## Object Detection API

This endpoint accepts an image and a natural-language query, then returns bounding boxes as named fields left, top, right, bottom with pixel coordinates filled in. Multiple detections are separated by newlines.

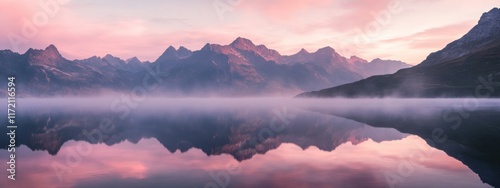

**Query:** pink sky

left=1, top=0, right=499, bottom=65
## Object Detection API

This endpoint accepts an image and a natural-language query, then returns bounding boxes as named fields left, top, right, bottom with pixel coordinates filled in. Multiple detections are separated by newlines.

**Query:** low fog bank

left=7, top=97, right=500, bottom=113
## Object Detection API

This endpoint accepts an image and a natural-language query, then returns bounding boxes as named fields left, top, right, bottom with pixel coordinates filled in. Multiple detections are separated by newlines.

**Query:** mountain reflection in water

left=0, top=98, right=498, bottom=188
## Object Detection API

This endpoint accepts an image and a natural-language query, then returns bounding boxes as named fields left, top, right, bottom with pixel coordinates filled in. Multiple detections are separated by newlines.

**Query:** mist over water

left=14, top=97, right=500, bottom=111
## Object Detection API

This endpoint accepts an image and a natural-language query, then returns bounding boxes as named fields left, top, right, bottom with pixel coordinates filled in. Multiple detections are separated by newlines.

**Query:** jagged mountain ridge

left=0, top=46, right=143, bottom=96
left=0, top=38, right=411, bottom=97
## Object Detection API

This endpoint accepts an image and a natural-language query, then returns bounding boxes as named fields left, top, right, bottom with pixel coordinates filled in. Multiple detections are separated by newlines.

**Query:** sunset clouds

left=1, top=0, right=499, bottom=64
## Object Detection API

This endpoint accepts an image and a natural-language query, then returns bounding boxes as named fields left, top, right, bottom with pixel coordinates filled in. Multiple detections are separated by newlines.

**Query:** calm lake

left=1, top=98, right=499, bottom=188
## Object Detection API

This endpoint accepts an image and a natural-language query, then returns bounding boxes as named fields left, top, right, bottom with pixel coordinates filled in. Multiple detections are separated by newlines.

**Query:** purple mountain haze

left=0, top=38, right=411, bottom=97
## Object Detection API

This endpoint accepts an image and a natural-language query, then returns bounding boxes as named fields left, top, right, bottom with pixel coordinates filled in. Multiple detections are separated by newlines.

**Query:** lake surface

left=1, top=98, right=499, bottom=188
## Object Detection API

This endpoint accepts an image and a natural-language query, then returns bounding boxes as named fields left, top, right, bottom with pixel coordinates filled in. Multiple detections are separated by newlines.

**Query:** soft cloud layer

left=0, top=0, right=499, bottom=64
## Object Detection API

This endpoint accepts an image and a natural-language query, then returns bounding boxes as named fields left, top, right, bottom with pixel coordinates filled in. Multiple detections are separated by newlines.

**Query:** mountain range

left=298, top=8, right=500, bottom=98
left=0, top=38, right=410, bottom=97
